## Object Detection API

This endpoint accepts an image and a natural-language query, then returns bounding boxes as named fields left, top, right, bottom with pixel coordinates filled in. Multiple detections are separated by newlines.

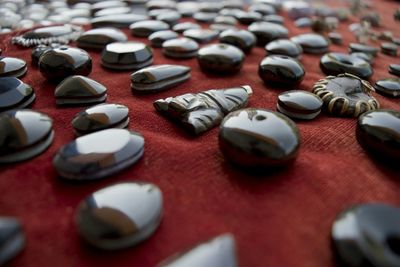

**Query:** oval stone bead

left=53, top=129, right=144, bottom=180
left=91, top=14, right=150, bottom=28
left=183, top=29, right=219, bottom=44
left=172, top=22, right=201, bottom=33
left=219, top=108, right=301, bottom=167
left=0, top=217, right=25, bottom=266
left=291, top=33, right=329, bottom=54
left=258, top=55, right=305, bottom=86
left=193, top=12, right=218, bottom=23
left=39, top=47, right=92, bottom=81
left=77, top=28, right=128, bottom=50
left=72, top=103, right=129, bottom=136
left=0, top=110, right=54, bottom=163
left=162, top=38, right=199, bottom=59
left=389, top=64, right=400, bottom=77
left=76, top=182, right=162, bottom=250
left=277, top=90, right=323, bottom=120
left=197, top=44, right=244, bottom=74
left=131, top=64, right=191, bottom=93
left=374, top=78, right=400, bottom=97
left=265, top=39, right=303, bottom=58
left=0, top=77, right=35, bottom=112
left=248, top=22, right=288, bottom=46
left=129, top=20, right=170, bottom=37
left=149, top=30, right=179, bottom=48
left=0, top=57, right=27, bottom=78
left=31, top=44, right=63, bottom=66
left=219, top=29, right=257, bottom=53
left=381, top=42, right=398, bottom=57
left=319, top=52, right=373, bottom=79
left=349, top=43, right=379, bottom=56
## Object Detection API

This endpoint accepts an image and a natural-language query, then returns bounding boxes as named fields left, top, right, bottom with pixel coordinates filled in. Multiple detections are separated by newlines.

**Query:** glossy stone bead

left=374, top=78, right=400, bottom=97
left=38, top=47, right=92, bottom=81
left=91, top=1, right=127, bottom=13
left=236, top=11, right=262, bottom=25
left=332, top=203, right=400, bottom=267
left=381, top=42, right=398, bottom=57
left=162, top=38, right=199, bottom=59
left=91, top=14, right=149, bottom=28
left=172, top=22, right=201, bottom=33
left=193, top=12, right=218, bottom=23
left=328, top=32, right=343, bottom=45
left=214, top=16, right=238, bottom=26
left=94, top=6, right=131, bottom=17
left=156, top=11, right=181, bottom=26
left=157, top=234, right=237, bottom=267
left=210, top=24, right=237, bottom=33
left=248, top=22, right=288, bottom=46
left=219, top=108, right=300, bottom=167
left=53, top=129, right=144, bottom=180
left=0, top=110, right=54, bottom=163
left=197, top=44, right=244, bottom=74
left=265, top=39, right=303, bottom=58
left=349, top=43, right=379, bottom=57
left=258, top=55, right=305, bottom=86
left=148, top=9, right=174, bottom=19
left=389, top=64, right=400, bottom=77
left=248, top=3, right=276, bottom=16
left=31, top=44, right=63, bottom=66
left=350, top=52, right=374, bottom=65
left=55, top=75, right=107, bottom=105
left=0, top=57, right=27, bottom=78
left=291, top=33, right=329, bottom=54
left=77, top=28, right=127, bottom=50
left=183, top=29, right=219, bottom=44
left=0, top=77, right=35, bottom=112
left=131, top=64, right=191, bottom=93
left=320, top=53, right=373, bottom=79
left=219, top=29, right=256, bottom=53
left=263, top=14, right=284, bottom=24
left=0, top=217, right=25, bottom=265
left=101, top=42, right=153, bottom=70
left=277, top=90, right=323, bottom=120
left=149, top=30, right=179, bottom=48
left=130, top=20, right=170, bottom=37
left=76, top=182, right=162, bottom=250
left=295, top=17, right=312, bottom=28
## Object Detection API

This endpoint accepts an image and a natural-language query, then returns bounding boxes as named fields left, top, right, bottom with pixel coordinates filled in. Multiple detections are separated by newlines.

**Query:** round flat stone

left=156, top=11, right=181, bottom=26
left=350, top=52, right=374, bottom=65
left=277, top=90, right=323, bottom=120
left=219, top=29, right=256, bottom=53
left=374, top=78, right=400, bottom=97
left=77, top=28, right=127, bottom=50
left=39, top=47, right=92, bottom=81
left=332, top=203, right=400, bottom=267
left=214, top=16, right=238, bottom=25
left=328, top=32, right=343, bottom=45
left=381, top=42, right=398, bottom=57
left=0, top=57, right=27, bottom=78
left=258, top=55, right=305, bottom=86
left=291, top=33, right=329, bottom=54
left=162, top=38, right=199, bottom=59
left=148, top=30, right=179, bottom=48
left=131, top=64, right=191, bottom=93
left=349, top=43, right=379, bottom=56
left=263, top=14, right=284, bottom=24
left=129, top=20, right=170, bottom=37
left=295, top=17, right=312, bottom=28
left=0, top=109, right=54, bottom=163
left=94, top=6, right=131, bottom=17
left=193, top=12, right=218, bottom=23
left=210, top=24, right=237, bottom=33
left=101, top=41, right=153, bottom=70
left=76, top=182, right=162, bottom=250
left=0, top=217, right=25, bottom=265
left=91, top=14, right=149, bottom=28
left=265, top=39, right=303, bottom=58
left=248, top=22, right=288, bottom=46
left=248, top=3, right=276, bottom=15
left=197, top=44, right=244, bottom=74
left=320, top=52, right=373, bottom=79
left=72, top=103, right=129, bottom=135
left=0, top=77, right=35, bottom=112
left=172, top=22, right=200, bottom=33
left=53, top=128, right=144, bottom=180
left=219, top=108, right=300, bottom=167
left=183, top=29, right=219, bottom=44
left=389, top=64, right=400, bottom=77
left=148, top=9, right=175, bottom=19
left=236, top=11, right=262, bottom=25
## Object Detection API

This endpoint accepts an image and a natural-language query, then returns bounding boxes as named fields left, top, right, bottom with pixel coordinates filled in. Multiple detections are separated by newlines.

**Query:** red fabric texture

left=1, top=1, right=400, bottom=266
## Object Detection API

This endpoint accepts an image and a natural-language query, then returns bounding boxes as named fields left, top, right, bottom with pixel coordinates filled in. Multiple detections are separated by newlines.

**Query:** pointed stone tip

left=241, top=85, right=253, bottom=96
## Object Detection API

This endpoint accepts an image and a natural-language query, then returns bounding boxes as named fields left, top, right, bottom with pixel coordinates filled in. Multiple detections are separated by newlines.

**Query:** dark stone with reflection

left=248, top=22, right=288, bottom=46
left=172, top=22, right=201, bottom=33
left=91, top=14, right=149, bottom=28
left=162, top=38, right=199, bottom=59
left=149, top=30, right=179, bottom=48
left=350, top=52, right=374, bottom=65
left=76, top=182, right=162, bottom=250
left=197, top=44, right=244, bottom=74
left=31, top=44, right=63, bottom=66
left=320, top=53, right=372, bottom=79
left=77, top=28, right=127, bottom=50
left=277, top=90, right=323, bottom=120
left=389, top=64, right=400, bottom=77
left=0, top=57, right=27, bottom=78
left=0, top=217, right=25, bottom=265
left=183, top=29, right=219, bottom=44
left=156, top=11, right=181, bottom=26
left=193, top=12, right=218, bottom=23
left=291, top=33, right=329, bottom=54
left=374, top=78, right=400, bottom=97
left=0, top=77, right=35, bottom=112
left=130, top=20, right=170, bottom=37
left=349, top=43, right=379, bottom=56
left=381, top=42, right=398, bottom=57
left=265, top=39, right=303, bottom=58
left=258, top=55, right=305, bottom=86
left=236, top=11, right=262, bottom=25
left=219, top=29, right=256, bottom=53
left=219, top=108, right=300, bottom=167
left=263, top=15, right=284, bottom=24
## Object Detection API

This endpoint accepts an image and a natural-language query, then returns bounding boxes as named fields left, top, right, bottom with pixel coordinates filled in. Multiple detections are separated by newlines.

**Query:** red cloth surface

left=1, top=1, right=400, bottom=266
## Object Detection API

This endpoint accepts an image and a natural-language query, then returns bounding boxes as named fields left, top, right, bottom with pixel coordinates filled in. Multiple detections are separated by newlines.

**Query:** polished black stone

left=219, top=29, right=256, bottom=53
left=193, top=12, right=218, bottom=23
left=258, top=55, right=305, bottom=86
left=199, top=2, right=222, bottom=12
left=72, top=103, right=129, bottom=135
left=172, top=22, right=201, bottom=33
left=77, top=28, right=127, bottom=50
left=265, top=39, right=303, bottom=58
left=248, top=22, right=288, bottom=46
left=53, top=129, right=144, bottom=180
left=263, top=14, right=284, bottom=24
left=157, top=234, right=237, bottom=267
left=291, top=33, right=329, bottom=54
left=147, top=0, right=176, bottom=10
left=0, top=217, right=24, bottom=265
left=154, top=85, right=252, bottom=135
left=320, top=53, right=373, bottom=79
left=350, top=52, right=374, bottom=65
left=148, top=8, right=174, bottom=19
left=374, top=78, right=400, bottom=97
left=156, top=11, right=181, bottom=26
left=76, top=182, right=162, bottom=249
left=389, top=64, right=400, bottom=77
left=219, top=108, right=300, bottom=167
left=236, top=11, right=262, bottom=25
left=0, top=57, right=27, bottom=78
left=130, top=20, right=170, bottom=37
left=0, top=109, right=54, bottom=163
left=183, top=29, right=219, bottom=44
left=295, top=17, right=312, bottom=28
left=39, top=47, right=92, bottom=81
left=94, top=6, right=131, bottom=17
left=277, top=90, right=323, bottom=120
left=349, top=43, right=379, bottom=56
left=148, top=30, right=179, bottom=48
left=214, top=16, right=238, bottom=26
left=381, top=42, right=398, bottom=57
left=210, top=24, right=237, bottom=33
left=162, top=38, right=199, bottom=59
left=248, top=3, right=276, bottom=15
left=31, top=44, right=64, bottom=66
left=92, top=1, right=127, bottom=13
left=197, top=44, right=244, bottom=74
left=0, top=77, right=35, bottom=112
left=101, top=41, right=153, bottom=70
left=328, top=32, right=343, bottom=45
left=312, top=73, right=380, bottom=117
left=91, top=14, right=149, bottom=28
left=131, top=64, right=191, bottom=93
left=332, top=203, right=400, bottom=267
left=55, top=75, right=107, bottom=105
left=177, top=1, right=200, bottom=17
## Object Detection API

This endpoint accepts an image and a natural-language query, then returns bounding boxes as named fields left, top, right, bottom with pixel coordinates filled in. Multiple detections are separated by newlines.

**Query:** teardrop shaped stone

left=131, top=64, right=191, bottom=93
left=77, top=28, right=128, bottom=50
left=248, top=22, right=288, bottom=46
left=157, top=234, right=237, bottom=267
left=54, top=75, right=107, bottom=105
left=53, top=129, right=144, bottom=180
left=291, top=33, right=329, bottom=54
left=76, top=182, right=162, bottom=250
left=130, top=20, right=170, bottom=37
left=0, top=109, right=54, bottom=163
left=149, top=30, right=179, bottom=48
left=0, top=217, right=25, bottom=265
left=374, top=78, right=400, bottom=97
left=0, top=57, right=27, bottom=78
left=0, top=77, right=35, bottom=112
left=72, top=103, right=129, bottom=136
left=91, top=14, right=150, bottom=28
